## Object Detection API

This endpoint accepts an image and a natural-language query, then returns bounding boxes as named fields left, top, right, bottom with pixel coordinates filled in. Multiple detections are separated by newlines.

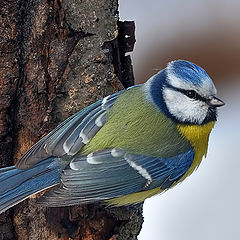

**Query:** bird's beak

left=207, top=96, right=225, bottom=107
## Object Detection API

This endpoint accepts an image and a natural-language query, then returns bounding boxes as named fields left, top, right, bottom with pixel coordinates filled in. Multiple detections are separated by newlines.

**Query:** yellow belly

left=106, top=121, right=215, bottom=206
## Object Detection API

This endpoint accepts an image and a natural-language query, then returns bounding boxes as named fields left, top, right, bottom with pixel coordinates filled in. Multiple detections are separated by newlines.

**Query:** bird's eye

left=185, top=90, right=197, bottom=99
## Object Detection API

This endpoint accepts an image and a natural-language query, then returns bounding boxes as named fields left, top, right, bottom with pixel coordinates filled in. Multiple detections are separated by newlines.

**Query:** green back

left=80, top=87, right=191, bottom=157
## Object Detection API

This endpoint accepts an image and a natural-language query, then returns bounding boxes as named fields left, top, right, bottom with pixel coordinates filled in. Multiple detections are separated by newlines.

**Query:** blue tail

left=0, top=157, right=62, bottom=214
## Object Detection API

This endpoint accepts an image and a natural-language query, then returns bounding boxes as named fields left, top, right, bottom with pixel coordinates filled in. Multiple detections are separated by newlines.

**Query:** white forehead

left=166, top=61, right=217, bottom=97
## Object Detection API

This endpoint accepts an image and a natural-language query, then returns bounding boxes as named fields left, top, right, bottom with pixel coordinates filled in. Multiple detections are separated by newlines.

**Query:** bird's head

left=144, top=60, right=225, bottom=125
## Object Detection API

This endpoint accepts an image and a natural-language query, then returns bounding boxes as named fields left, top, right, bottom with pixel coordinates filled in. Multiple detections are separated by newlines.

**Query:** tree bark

left=0, top=0, right=142, bottom=239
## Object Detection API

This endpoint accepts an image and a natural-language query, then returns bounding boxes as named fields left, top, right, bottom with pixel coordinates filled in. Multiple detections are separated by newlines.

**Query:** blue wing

left=39, top=148, right=194, bottom=206
left=16, top=91, right=123, bottom=169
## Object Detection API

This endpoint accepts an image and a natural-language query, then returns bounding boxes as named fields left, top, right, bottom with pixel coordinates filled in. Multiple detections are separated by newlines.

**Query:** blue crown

left=167, top=60, right=212, bottom=86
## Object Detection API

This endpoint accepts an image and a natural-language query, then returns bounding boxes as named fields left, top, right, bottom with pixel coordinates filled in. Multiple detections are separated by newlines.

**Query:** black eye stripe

left=164, top=84, right=207, bottom=102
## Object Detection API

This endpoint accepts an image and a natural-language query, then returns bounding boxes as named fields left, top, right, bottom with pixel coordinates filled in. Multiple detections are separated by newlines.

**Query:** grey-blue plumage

left=16, top=91, right=120, bottom=169
left=0, top=158, right=62, bottom=213
left=38, top=149, right=193, bottom=207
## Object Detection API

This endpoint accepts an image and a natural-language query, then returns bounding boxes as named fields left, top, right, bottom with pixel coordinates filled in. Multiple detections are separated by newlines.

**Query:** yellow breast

left=176, top=121, right=215, bottom=182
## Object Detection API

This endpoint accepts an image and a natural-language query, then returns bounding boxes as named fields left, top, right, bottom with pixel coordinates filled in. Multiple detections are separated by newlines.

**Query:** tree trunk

left=0, top=0, right=142, bottom=239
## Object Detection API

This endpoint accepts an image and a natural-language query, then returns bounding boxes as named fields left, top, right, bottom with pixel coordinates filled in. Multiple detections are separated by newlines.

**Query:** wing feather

left=38, top=148, right=194, bottom=206
left=16, top=92, right=121, bottom=169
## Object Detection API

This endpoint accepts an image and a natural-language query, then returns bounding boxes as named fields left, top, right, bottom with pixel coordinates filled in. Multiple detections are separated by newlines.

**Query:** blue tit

left=0, top=60, right=224, bottom=213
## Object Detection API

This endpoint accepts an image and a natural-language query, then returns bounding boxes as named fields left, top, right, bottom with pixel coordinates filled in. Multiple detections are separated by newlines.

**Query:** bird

left=0, top=60, right=225, bottom=214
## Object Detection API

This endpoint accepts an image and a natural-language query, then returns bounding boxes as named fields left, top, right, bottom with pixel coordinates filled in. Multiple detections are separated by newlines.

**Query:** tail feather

left=0, top=158, right=62, bottom=214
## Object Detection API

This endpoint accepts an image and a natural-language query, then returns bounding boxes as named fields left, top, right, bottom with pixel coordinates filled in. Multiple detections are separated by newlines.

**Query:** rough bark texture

left=0, top=0, right=143, bottom=239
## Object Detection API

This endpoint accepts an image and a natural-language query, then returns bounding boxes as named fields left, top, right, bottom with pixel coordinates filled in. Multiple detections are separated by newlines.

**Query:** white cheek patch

left=163, top=88, right=209, bottom=124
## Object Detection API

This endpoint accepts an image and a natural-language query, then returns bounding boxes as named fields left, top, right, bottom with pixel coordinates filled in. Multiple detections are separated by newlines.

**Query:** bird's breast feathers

left=176, top=121, right=215, bottom=181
